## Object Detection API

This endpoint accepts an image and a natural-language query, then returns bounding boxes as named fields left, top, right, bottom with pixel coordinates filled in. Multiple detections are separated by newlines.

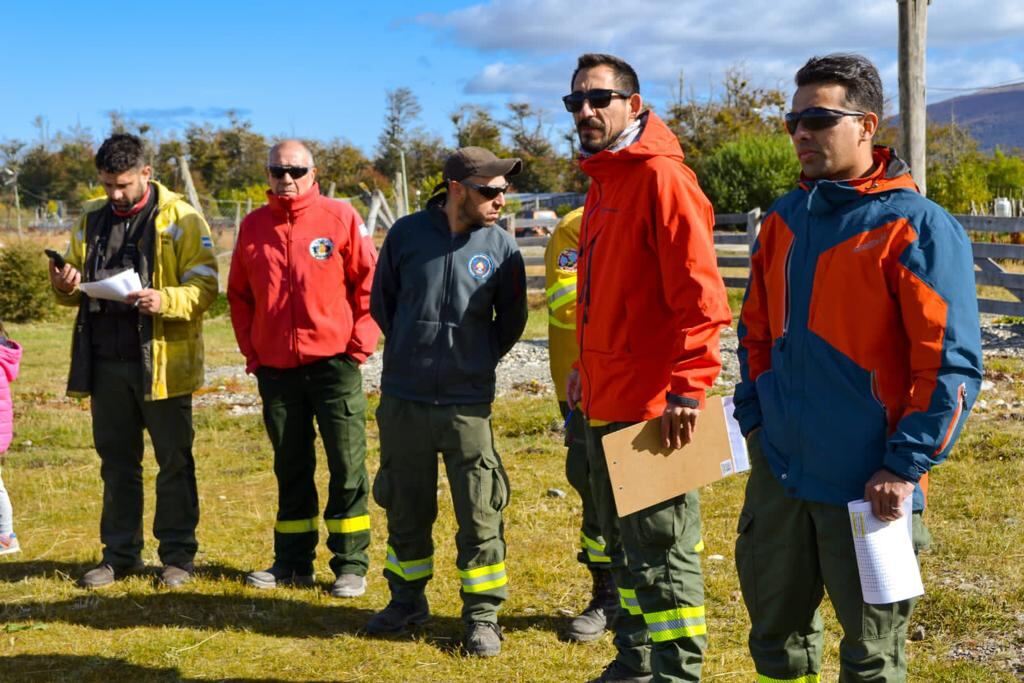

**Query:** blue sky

left=3, top=0, right=1022, bottom=156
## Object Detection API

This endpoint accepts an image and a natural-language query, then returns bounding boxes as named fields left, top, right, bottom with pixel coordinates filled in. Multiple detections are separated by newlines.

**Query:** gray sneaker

left=79, top=560, right=145, bottom=589
left=464, top=621, right=503, bottom=657
left=330, top=573, right=366, bottom=598
left=245, top=564, right=315, bottom=589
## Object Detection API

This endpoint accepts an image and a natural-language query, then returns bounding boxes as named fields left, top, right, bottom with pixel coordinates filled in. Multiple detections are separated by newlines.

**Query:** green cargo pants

left=256, top=354, right=370, bottom=577
left=560, top=401, right=608, bottom=568
left=373, top=395, right=510, bottom=624
left=91, top=359, right=198, bottom=567
left=585, top=420, right=706, bottom=682
left=735, top=431, right=930, bottom=683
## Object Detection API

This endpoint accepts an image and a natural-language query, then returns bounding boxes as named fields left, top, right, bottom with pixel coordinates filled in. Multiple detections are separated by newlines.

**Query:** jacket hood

left=267, top=183, right=321, bottom=217
left=579, top=111, right=684, bottom=178
left=0, top=340, right=22, bottom=383
left=800, top=147, right=919, bottom=216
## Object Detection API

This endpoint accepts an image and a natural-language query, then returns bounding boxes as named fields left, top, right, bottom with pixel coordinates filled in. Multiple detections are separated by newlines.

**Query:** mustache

left=577, top=117, right=605, bottom=132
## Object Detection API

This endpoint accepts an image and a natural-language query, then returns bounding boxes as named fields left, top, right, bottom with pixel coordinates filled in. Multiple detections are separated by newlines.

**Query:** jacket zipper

left=781, top=239, right=795, bottom=344
left=578, top=178, right=602, bottom=417
left=870, top=370, right=889, bottom=426
left=286, top=215, right=299, bottom=361
left=933, top=383, right=967, bottom=456
left=433, top=232, right=455, bottom=404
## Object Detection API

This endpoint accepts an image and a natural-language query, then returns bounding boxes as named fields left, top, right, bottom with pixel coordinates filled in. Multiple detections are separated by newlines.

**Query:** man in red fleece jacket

left=228, top=140, right=380, bottom=598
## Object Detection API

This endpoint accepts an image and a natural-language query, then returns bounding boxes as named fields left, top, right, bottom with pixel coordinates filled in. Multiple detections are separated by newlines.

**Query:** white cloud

left=417, top=0, right=1024, bottom=106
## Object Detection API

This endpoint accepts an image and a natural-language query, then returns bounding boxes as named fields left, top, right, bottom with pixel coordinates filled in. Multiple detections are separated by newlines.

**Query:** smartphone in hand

left=44, top=249, right=66, bottom=269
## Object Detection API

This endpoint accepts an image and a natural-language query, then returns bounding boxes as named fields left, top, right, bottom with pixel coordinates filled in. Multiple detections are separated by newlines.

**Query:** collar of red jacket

left=578, top=111, right=684, bottom=178
left=799, top=146, right=919, bottom=215
left=267, top=182, right=321, bottom=217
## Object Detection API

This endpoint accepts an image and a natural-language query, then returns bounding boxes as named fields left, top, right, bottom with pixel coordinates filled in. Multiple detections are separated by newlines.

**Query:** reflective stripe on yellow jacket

left=545, top=208, right=582, bottom=402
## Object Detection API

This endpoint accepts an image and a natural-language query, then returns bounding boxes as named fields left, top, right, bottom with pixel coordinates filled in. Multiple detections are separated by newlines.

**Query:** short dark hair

left=571, top=53, right=640, bottom=95
left=95, top=133, right=147, bottom=174
left=795, top=53, right=884, bottom=117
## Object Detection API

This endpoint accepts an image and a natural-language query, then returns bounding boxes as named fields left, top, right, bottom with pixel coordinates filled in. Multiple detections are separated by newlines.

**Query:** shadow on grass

left=0, top=654, right=331, bottom=682
left=0, top=560, right=567, bottom=649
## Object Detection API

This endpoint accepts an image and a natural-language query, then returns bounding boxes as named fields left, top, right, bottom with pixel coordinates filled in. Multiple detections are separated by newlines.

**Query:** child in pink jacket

left=0, top=320, right=22, bottom=555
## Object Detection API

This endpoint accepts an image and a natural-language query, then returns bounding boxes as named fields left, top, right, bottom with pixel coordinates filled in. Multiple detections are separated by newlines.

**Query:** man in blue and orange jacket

left=734, top=54, right=983, bottom=683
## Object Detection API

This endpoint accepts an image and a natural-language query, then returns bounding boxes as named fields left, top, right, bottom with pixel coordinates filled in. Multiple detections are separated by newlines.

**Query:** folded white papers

left=78, top=269, right=142, bottom=302
left=847, top=496, right=924, bottom=605
left=723, top=396, right=750, bottom=473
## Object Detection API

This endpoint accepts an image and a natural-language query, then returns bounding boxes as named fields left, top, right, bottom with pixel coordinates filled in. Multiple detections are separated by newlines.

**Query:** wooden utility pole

left=897, top=0, right=930, bottom=195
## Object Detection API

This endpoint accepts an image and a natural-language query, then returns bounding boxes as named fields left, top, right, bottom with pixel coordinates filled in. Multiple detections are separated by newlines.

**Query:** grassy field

left=0, top=299, right=1022, bottom=681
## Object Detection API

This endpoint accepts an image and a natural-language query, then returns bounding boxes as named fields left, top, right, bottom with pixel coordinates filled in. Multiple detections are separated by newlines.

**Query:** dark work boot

left=562, top=567, right=618, bottom=642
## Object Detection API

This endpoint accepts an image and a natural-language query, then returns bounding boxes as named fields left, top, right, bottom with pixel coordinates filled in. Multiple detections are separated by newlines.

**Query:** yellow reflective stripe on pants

left=385, top=545, right=433, bottom=582
left=644, top=605, right=707, bottom=642
left=618, top=587, right=642, bottom=615
left=459, top=561, right=507, bottom=593
left=580, top=532, right=611, bottom=564
left=757, top=674, right=821, bottom=683
left=325, top=515, right=370, bottom=534
left=694, top=538, right=705, bottom=553
left=275, top=517, right=318, bottom=533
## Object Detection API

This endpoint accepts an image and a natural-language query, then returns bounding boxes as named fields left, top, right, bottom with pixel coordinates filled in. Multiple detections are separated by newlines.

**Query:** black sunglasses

left=459, top=180, right=509, bottom=200
left=267, top=165, right=311, bottom=179
left=562, top=89, right=632, bottom=113
left=784, top=107, right=865, bottom=135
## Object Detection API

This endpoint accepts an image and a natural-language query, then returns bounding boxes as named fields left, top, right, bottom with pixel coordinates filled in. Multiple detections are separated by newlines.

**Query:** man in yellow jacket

left=50, top=133, right=218, bottom=590
left=546, top=207, right=618, bottom=641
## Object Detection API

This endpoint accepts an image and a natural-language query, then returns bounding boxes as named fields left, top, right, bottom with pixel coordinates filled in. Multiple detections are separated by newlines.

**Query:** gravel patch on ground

left=198, top=318, right=1018, bottom=412
left=198, top=327, right=741, bottom=412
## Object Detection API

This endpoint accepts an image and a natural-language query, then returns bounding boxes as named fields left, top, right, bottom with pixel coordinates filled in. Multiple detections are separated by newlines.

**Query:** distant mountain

left=923, top=84, right=1024, bottom=152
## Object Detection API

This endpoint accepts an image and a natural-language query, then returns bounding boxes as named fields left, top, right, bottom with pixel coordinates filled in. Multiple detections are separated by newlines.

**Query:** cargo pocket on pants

left=735, top=508, right=759, bottom=620
left=628, top=496, right=684, bottom=549
left=481, top=450, right=510, bottom=512
left=372, top=467, right=392, bottom=510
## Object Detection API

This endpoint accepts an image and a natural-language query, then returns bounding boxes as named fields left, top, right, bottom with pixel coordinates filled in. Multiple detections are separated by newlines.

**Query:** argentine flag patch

left=201, top=236, right=214, bottom=248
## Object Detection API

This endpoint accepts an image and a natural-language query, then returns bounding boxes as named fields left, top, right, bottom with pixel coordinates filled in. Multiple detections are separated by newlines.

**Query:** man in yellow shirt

left=545, top=207, right=617, bottom=642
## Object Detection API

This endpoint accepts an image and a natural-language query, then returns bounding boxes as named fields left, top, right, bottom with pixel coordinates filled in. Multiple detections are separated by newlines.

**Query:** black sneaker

left=464, top=621, right=503, bottom=657
left=365, top=597, right=430, bottom=635
left=587, top=660, right=653, bottom=683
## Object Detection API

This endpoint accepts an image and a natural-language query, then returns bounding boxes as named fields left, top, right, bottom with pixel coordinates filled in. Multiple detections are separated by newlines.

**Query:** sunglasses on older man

left=784, top=107, right=865, bottom=135
left=562, top=89, right=632, bottom=113
left=459, top=180, right=510, bottom=200
left=267, top=165, right=311, bottom=179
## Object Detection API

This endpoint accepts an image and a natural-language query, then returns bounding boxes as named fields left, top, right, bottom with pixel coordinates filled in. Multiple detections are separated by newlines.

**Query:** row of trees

left=2, top=72, right=1022, bottom=219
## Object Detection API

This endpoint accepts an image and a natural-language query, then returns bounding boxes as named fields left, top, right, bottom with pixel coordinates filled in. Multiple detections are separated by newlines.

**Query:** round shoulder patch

left=467, top=253, right=494, bottom=281
left=309, top=237, right=335, bottom=260
left=557, top=248, right=578, bottom=272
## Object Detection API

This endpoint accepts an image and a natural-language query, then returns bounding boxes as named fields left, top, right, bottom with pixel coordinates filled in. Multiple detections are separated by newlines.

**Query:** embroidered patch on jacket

left=309, top=237, right=335, bottom=260
left=468, top=253, right=494, bottom=281
left=200, top=236, right=214, bottom=249
left=557, top=248, right=578, bottom=271
left=358, top=222, right=369, bottom=237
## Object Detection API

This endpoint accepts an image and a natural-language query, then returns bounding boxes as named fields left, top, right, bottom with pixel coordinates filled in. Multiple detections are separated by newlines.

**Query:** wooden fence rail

left=518, top=211, right=1024, bottom=317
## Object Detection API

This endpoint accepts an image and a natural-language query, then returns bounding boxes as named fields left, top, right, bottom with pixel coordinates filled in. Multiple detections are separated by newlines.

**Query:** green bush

left=696, top=133, right=800, bottom=213
left=0, top=241, right=54, bottom=323
left=205, top=291, right=230, bottom=319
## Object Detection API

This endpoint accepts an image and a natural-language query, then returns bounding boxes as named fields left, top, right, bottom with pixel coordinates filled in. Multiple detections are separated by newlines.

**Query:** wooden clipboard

left=601, top=395, right=736, bottom=517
